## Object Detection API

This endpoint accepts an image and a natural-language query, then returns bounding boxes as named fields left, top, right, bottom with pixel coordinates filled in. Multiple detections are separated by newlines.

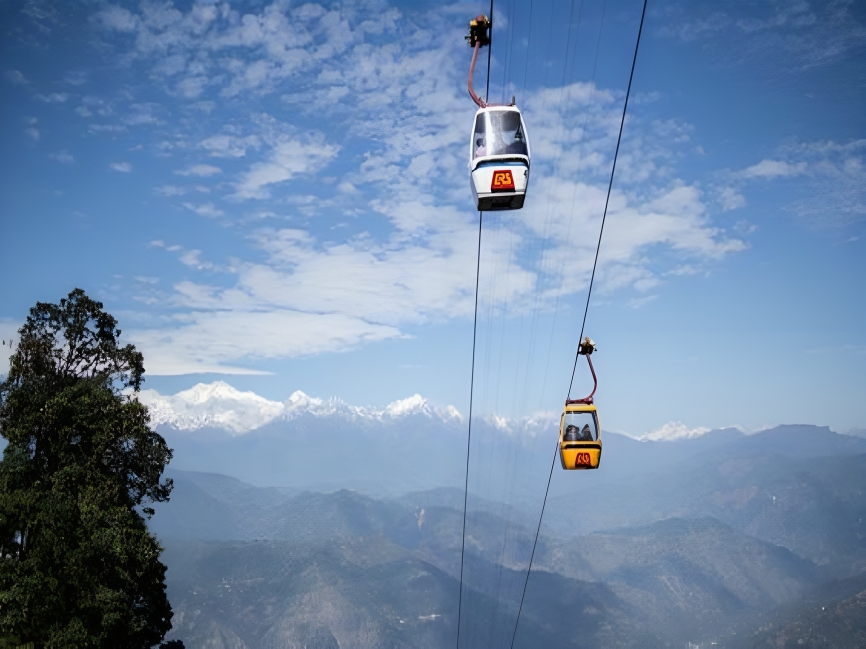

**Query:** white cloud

left=133, top=310, right=403, bottom=375
left=178, top=249, right=212, bottom=270
left=199, top=134, right=260, bottom=158
left=233, top=133, right=339, bottom=199
left=665, top=264, right=702, bottom=277
left=123, top=102, right=162, bottom=126
left=731, top=139, right=866, bottom=225
left=150, top=240, right=182, bottom=252
left=717, top=186, right=746, bottom=211
left=734, top=220, right=757, bottom=235
left=110, top=161, right=132, bottom=172
left=37, top=92, right=69, bottom=103
left=64, top=71, right=88, bottom=86
left=93, top=5, right=139, bottom=32
left=786, top=140, right=866, bottom=221
left=658, top=2, right=866, bottom=70
left=90, top=0, right=395, bottom=101
left=50, top=150, right=74, bottom=164
left=740, top=159, right=807, bottom=179
left=626, top=295, right=658, bottom=309
left=4, top=70, right=28, bottom=84
left=176, top=164, right=222, bottom=177
left=94, top=1, right=748, bottom=372
left=90, top=124, right=126, bottom=133
left=162, top=207, right=492, bottom=325
left=182, top=202, right=224, bottom=218
left=161, top=245, right=221, bottom=272
left=155, top=185, right=186, bottom=196
left=25, top=127, right=39, bottom=141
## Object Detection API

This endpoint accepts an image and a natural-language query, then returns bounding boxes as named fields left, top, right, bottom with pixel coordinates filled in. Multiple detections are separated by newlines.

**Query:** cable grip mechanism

left=465, top=15, right=491, bottom=48
left=567, top=337, right=598, bottom=405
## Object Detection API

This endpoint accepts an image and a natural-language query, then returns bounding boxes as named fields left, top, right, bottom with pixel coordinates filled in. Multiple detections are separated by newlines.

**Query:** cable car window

left=474, top=111, right=528, bottom=159
left=487, top=111, right=528, bottom=157
left=473, top=114, right=487, bottom=158
left=563, top=412, right=598, bottom=442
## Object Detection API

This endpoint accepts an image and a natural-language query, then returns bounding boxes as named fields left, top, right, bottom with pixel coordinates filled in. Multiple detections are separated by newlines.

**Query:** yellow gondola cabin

left=560, top=337, right=602, bottom=470
left=559, top=402, right=602, bottom=470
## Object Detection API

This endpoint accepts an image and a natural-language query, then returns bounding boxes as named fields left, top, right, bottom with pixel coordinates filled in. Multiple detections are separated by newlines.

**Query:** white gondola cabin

left=469, top=106, right=531, bottom=211
left=465, top=15, right=532, bottom=211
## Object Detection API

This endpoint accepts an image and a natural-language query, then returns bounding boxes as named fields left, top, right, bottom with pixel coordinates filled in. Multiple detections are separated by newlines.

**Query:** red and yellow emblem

left=575, top=452, right=592, bottom=467
left=491, top=169, right=515, bottom=192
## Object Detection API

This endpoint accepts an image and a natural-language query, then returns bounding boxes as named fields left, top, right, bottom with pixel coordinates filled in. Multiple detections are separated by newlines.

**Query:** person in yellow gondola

left=564, top=424, right=593, bottom=442
left=559, top=337, right=603, bottom=470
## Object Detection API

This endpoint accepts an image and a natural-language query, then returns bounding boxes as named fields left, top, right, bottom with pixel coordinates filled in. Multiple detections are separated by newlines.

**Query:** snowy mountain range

left=134, top=382, right=866, bottom=502
left=137, top=382, right=563, bottom=494
left=138, top=381, right=463, bottom=434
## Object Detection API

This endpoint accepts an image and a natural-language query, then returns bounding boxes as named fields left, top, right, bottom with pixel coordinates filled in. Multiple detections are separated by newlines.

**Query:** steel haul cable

left=508, top=1, right=649, bottom=647
left=456, top=1, right=494, bottom=647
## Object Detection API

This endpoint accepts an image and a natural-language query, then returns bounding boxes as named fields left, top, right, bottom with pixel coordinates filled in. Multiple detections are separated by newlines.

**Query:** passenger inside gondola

left=562, top=412, right=598, bottom=441
left=473, top=110, right=529, bottom=159
left=564, top=424, right=595, bottom=441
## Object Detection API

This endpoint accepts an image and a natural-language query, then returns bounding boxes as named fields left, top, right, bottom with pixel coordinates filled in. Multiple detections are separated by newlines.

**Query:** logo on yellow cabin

left=490, top=169, right=515, bottom=192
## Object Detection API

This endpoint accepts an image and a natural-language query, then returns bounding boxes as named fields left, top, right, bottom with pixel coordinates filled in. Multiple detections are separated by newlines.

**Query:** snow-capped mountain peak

left=138, top=382, right=284, bottom=434
left=138, top=382, right=462, bottom=434
left=182, top=381, right=268, bottom=405
left=384, top=394, right=429, bottom=418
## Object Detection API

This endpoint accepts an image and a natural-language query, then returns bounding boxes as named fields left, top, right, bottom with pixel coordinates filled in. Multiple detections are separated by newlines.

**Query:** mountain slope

left=161, top=536, right=661, bottom=649
left=154, top=470, right=830, bottom=648
left=716, top=572, right=866, bottom=648
left=537, top=517, right=819, bottom=643
left=543, top=429, right=866, bottom=574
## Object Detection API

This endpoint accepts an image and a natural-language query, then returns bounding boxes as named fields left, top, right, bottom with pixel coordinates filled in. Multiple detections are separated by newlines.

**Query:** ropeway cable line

left=508, top=1, right=649, bottom=646
left=456, top=1, right=494, bottom=647
left=456, top=0, right=648, bottom=646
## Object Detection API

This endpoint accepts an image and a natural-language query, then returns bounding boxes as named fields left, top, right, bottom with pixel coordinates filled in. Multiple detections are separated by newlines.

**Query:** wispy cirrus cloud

left=199, top=133, right=261, bottom=158
left=37, top=92, right=69, bottom=103
left=657, top=0, right=866, bottom=71
left=182, top=202, right=224, bottom=218
left=4, top=70, right=28, bottom=84
left=89, top=0, right=746, bottom=374
left=176, top=164, right=222, bottom=177
left=719, top=139, right=866, bottom=225
left=739, top=159, right=808, bottom=179
left=233, top=132, right=339, bottom=200
left=132, top=310, right=403, bottom=375
left=50, top=150, right=74, bottom=164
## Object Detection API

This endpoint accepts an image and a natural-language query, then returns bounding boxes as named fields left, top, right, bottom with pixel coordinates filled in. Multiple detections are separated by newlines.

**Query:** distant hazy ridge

left=148, top=403, right=866, bottom=648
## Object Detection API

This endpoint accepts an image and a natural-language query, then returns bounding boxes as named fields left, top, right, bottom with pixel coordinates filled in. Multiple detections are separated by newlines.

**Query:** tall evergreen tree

left=0, top=289, right=174, bottom=648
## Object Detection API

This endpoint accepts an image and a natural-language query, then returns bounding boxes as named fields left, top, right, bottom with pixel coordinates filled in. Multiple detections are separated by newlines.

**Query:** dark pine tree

left=0, top=289, right=174, bottom=648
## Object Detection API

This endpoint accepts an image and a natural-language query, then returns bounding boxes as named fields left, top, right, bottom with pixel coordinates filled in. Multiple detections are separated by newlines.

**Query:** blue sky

left=1, top=0, right=864, bottom=437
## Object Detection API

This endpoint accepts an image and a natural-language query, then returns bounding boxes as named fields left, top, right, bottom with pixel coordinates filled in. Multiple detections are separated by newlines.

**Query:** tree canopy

left=0, top=289, right=174, bottom=648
